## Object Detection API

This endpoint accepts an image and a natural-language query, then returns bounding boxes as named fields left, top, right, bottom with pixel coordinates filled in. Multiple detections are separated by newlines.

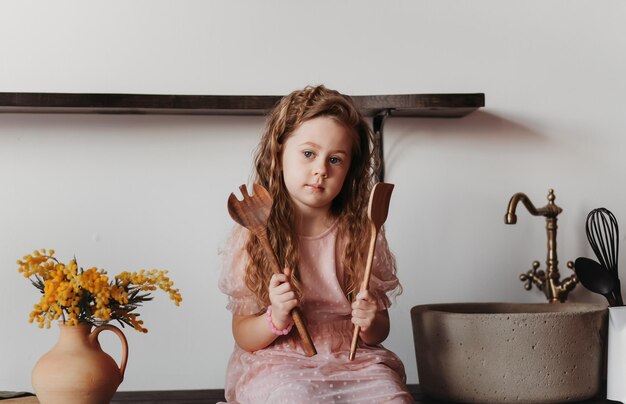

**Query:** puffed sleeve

left=369, top=229, right=401, bottom=310
left=218, top=225, right=264, bottom=315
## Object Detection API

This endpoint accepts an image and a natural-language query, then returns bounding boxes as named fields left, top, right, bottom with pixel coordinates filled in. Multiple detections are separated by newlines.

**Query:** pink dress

left=219, top=222, right=413, bottom=403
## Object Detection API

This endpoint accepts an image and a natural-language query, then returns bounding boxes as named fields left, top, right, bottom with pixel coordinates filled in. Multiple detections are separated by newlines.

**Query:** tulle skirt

left=223, top=319, right=414, bottom=404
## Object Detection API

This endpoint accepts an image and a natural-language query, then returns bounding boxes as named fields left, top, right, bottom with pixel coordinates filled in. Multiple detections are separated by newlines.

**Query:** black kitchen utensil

left=586, top=208, right=623, bottom=306
left=574, top=257, right=618, bottom=306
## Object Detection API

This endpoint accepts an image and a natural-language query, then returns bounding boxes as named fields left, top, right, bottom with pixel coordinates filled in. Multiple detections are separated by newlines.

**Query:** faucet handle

left=519, top=261, right=545, bottom=291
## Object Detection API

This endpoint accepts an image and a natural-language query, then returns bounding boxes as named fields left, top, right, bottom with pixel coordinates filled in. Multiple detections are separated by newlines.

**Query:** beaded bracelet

left=265, top=306, right=294, bottom=335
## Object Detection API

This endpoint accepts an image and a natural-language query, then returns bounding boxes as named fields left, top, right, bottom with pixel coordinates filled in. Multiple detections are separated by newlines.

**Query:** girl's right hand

left=268, top=267, right=298, bottom=329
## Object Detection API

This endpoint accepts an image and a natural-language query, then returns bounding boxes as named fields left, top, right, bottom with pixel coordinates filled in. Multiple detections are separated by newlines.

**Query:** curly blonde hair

left=244, top=85, right=394, bottom=309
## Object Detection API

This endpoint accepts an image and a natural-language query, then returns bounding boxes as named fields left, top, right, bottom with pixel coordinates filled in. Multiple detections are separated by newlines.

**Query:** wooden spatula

left=349, top=182, right=394, bottom=361
left=227, top=183, right=317, bottom=357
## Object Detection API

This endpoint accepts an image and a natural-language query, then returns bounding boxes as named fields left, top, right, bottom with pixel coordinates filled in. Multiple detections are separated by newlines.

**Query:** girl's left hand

left=351, top=290, right=378, bottom=331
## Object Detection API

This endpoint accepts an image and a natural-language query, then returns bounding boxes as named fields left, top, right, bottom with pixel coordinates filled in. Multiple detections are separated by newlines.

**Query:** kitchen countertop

left=0, top=385, right=619, bottom=403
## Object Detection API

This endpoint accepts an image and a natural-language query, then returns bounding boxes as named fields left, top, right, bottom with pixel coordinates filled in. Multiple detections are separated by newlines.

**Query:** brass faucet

left=504, top=189, right=578, bottom=303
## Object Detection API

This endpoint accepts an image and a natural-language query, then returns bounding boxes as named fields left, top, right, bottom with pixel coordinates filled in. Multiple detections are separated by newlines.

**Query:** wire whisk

left=585, top=208, right=623, bottom=306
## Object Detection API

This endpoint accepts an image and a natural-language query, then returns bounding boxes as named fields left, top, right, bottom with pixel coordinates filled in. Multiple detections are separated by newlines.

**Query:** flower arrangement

left=18, top=249, right=182, bottom=333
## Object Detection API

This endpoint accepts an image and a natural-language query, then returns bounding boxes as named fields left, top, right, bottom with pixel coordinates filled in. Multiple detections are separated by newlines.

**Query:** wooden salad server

left=227, top=183, right=317, bottom=357
left=349, top=182, right=394, bottom=361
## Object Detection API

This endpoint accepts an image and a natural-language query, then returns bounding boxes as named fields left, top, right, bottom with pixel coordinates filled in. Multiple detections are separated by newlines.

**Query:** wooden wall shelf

left=0, top=91, right=484, bottom=181
left=0, top=92, right=484, bottom=117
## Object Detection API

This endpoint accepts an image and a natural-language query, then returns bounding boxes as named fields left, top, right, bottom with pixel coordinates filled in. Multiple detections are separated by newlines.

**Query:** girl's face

left=281, top=116, right=353, bottom=218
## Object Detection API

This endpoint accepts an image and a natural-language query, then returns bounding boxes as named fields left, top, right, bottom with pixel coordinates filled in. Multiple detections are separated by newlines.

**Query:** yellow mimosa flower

left=19, top=249, right=182, bottom=332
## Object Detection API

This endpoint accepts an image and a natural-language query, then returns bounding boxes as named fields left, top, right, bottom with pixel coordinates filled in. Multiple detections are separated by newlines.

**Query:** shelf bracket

left=373, top=110, right=391, bottom=182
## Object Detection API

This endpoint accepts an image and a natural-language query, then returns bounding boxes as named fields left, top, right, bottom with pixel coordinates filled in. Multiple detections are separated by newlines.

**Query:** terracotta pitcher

left=32, top=322, right=128, bottom=404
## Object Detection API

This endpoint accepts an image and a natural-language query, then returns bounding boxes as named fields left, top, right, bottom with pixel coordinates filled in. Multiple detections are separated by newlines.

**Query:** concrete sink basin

left=411, top=303, right=607, bottom=403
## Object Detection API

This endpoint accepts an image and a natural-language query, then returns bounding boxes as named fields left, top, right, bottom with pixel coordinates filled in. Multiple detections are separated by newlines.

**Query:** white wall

left=1, top=0, right=625, bottom=392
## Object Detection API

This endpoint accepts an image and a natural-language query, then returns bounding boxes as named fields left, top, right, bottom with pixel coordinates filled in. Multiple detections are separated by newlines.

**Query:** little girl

left=219, top=85, right=413, bottom=403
